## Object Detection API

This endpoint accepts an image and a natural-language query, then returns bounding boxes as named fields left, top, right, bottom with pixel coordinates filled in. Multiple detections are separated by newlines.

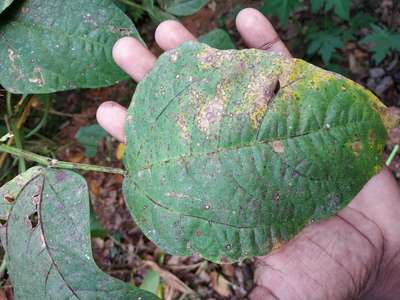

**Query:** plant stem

left=0, top=144, right=126, bottom=175
left=12, top=123, right=26, bottom=173
left=25, top=95, right=51, bottom=138
left=0, top=256, right=7, bottom=280
left=117, top=0, right=145, bottom=10
left=386, top=144, right=399, bottom=166
left=6, top=92, right=12, bottom=116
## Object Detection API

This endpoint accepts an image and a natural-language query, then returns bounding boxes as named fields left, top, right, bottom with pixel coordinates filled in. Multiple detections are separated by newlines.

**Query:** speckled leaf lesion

left=0, top=0, right=143, bottom=94
left=123, top=42, right=388, bottom=263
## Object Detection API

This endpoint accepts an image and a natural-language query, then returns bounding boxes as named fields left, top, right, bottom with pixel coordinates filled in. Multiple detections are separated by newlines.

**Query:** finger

left=155, top=20, right=196, bottom=51
left=236, top=8, right=291, bottom=58
left=113, top=37, right=156, bottom=82
left=96, top=101, right=127, bottom=143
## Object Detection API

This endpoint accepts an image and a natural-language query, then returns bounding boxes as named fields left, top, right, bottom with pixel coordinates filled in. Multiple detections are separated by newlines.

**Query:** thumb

left=251, top=169, right=400, bottom=300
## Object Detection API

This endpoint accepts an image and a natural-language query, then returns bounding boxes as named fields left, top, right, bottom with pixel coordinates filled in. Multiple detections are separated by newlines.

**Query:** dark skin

left=96, top=8, right=400, bottom=299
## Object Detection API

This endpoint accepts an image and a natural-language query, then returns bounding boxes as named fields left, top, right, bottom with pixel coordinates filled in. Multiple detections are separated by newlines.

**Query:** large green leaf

left=158, top=0, right=208, bottom=16
left=123, top=42, right=388, bottom=263
left=0, top=167, right=157, bottom=300
left=0, top=0, right=142, bottom=94
left=0, top=0, right=13, bottom=14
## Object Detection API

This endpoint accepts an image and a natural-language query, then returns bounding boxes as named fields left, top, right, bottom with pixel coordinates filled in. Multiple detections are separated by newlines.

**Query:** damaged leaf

left=0, top=0, right=14, bottom=14
left=0, top=0, right=142, bottom=94
left=0, top=167, right=157, bottom=300
left=124, top=42, right=389, bottom=263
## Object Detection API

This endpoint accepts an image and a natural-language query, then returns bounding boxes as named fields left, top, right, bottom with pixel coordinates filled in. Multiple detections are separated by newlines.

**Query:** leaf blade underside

left=0, top=167, right=158, bottom=300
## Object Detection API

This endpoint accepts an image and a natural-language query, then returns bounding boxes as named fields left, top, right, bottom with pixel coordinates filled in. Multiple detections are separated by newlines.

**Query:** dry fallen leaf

left=210, top=271, right=232, bottom=298
left=144, top=260, right=195, bottom=295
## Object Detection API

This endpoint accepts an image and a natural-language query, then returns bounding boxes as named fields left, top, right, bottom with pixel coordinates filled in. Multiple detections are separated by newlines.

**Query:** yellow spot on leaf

left=348, top=141, right=362, bottom=156
left=272, top=140, right=285, bottom=153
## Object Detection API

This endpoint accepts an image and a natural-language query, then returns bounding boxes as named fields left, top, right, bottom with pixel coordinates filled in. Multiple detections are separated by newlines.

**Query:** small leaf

left=140, top=270, right=161, bottom=295
left=90, top=204, right=108, bottom=238
left=310, top=0, right=325, bottom=12
left=0, top=167, right=158, bottom=299
left=0, top=0, right=143, bottom=94
left=157, top=0, right=208, bottom=16
left=198, top=29, right=235, bottom=50
left=75, top=124, right=108, bottom=158
left=0, top=0, right=13, bottom=14
left=361, top=25, right=400, bottom=64
left=143, top=0, right=177, bottom=24
left=260, top=0, right=300, bottom=25
left=306, top=29, right=344, bottom=64
left=324, top=0, right=350, bottom=20
left=349, top=12, right=376, bottom=31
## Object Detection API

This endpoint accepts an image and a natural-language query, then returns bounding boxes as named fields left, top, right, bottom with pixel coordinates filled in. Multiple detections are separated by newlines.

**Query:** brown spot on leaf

left=272, top=140, right=285, bottom=153
left=195, top=230, right=202, bottom=237
left=273, top=192, right=280, bottom=205
left=369, top=131, right=376, bottom=143
left=177, top=115, right=190, bottom=141
left=349, top=141, right=362, bottom=156
left=32, top=194, right=40, bottom=206
left=197, top=81, right=228, bottom=133
left=4, top=194, right=14, bottom=204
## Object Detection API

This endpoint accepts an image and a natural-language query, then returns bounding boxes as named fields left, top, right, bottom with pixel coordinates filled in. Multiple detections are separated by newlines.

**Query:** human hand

left=96, top=8, right=400, bottom=300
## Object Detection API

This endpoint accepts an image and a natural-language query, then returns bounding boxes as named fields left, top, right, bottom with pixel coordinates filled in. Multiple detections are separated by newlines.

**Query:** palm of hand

left=96, top=8, right=400, bottom=299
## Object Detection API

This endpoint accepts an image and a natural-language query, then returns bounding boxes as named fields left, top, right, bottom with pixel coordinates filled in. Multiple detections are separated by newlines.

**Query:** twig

left=0, top=144, right=126, bottom=175
left=6, top=92, right=12, bottom=116
left=386, top=144, right=399, bottom=166
left=25, top=95, right=51, bottom=138
left=0, top=256, right=7, bottom=280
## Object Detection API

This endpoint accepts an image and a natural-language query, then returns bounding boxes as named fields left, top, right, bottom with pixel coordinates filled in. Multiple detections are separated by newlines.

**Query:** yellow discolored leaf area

left=124, top=42, right=389, bottom=263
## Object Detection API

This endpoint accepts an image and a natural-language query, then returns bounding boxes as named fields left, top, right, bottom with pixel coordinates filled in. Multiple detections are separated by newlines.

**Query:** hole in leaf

left=273, top=80, right=281, bottom=96
left=28, top=212, right=39, bottom=229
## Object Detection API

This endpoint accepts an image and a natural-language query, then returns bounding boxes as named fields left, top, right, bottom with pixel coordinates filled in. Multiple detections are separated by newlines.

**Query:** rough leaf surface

left=0, top=167, right=158, bottom=300
left=123, top=42, right=388, bottom=263
left=0, top=0, right=14, bottom=14
left=0, top=0, right=142, bottom=94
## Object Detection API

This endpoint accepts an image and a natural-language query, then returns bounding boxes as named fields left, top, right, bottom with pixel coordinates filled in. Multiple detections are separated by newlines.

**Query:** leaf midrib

left=131, top=119, right=375, bottom=173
